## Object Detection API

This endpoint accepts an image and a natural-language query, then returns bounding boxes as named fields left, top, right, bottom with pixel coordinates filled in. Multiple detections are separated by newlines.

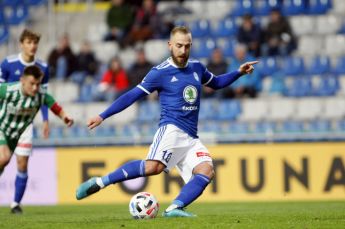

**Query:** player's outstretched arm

left=56, top=109, right=74, bottom=127
left=45, top=94, right=74, bottom=127
left=238, top=61, right=259, bottom=75
left=87, top=115, right=103, bottom=130
left=86, top=87, right=146, bottom=130
left=206, top=60, right=259, bottom=90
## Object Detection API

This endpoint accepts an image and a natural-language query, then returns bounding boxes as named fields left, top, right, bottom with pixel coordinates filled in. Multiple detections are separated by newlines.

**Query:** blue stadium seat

left=198, top=121, right=221, bottom=133
left=307, top=56, right=331, bottom=75
left=4, top=4, right=29, bottom=25
left=307, top=120, right=331, bottom=132
left=333, top=56, right=345, bottom=74
left=282, top=0, right=306, bottom=15
left=307, top=0, right=332, bottom=15
left=312, top=75, right=339, bottom=96
left=118, top=124, right=140, bottom=137
left=49, top=126, right=64, bottom=139
left=189, top=19, right=211, bottom=38
left=217, top=39, right=237, bottom=58
left=191, top=38, right=216, bottom=58
left=217, top=99, right=241, bottom=120
left=254, top=0, right=281, bottom=16
left=0, top=24, right=9, bottom=44
left=33, top=127, right=38, bottom=139
left=231, top=0, right=254, bottom=17
left=253, top=121, right=276, bottom=134
left=336, top=120, right=345, bottom=132
left=25, top=0, right=47, bottom=6
left=0, top=0, right=24, bottom=6
left=228, top=122, right=250, bottom=134
left=94, top=126, right=116, bottom=137
left=66, top=125, right=91, bottom=138
left=137, top=101, right=160, bottom=122
left=212, top=18, right=237, bottom=38
left=0, top=6, right=6, bottom=24
left=139, top=123, right=156, bottom=137
left=282, top=120, right=304, bottom=133
left=254, top=1, right=271, bottom=16
left=269, top=73, right=286, bottom=95
left=199, top=99, right=218, bottom=121
left=281, top=56, right=305, bottom=76
left=256, top=57, right=279, bottom=76
left=284, top=77, right=312, bottom=97
left=78, top=83, right=94, bottom=103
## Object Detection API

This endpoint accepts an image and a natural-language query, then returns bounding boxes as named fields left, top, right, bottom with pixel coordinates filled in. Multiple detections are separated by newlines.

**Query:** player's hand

left=63, top=116, right=74, bottom=127
left=238, top=61, right=259, bottom=75
left=42, top=121, right=50, bottom=139
left=87, top=115, right=103, bottom=130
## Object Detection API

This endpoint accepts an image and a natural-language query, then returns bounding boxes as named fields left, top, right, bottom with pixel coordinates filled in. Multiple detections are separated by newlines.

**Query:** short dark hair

left=243, top=14, right=253, bottom=21
left=19, top=29, right=41, bottom=43
left=170, top=26, right=191, bottom=38
left=23, top=66, right=43, bottom=79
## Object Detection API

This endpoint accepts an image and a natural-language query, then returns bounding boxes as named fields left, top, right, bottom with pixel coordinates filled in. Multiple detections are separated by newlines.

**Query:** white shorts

left=14, top=124, right=33, bottom=157
left=147, top=124, right=213, bottom=183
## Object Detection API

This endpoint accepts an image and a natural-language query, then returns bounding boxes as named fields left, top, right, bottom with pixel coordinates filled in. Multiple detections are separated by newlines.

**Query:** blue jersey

left=0, top=53, right=49, bottom=88
left=137, top=57, right=214, bottom=138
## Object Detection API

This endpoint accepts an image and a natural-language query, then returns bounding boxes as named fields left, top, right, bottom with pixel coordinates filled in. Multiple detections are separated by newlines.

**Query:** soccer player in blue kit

left=0, top=29, right=50, bottom=214
left=76, top=26, right=258, bottom=217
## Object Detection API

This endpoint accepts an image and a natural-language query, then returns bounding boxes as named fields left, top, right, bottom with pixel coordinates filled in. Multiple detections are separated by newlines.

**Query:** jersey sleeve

left=0, top=83, right=7, bottom=98
left=137, top=68, right=161, bottom=94
left=200, top=63, right=214, bottom=86
left=0, top=59, right=10, bottom=83
left=41, top=65, right=49, bottom=87
left=43, top=93, right=57, bottom=108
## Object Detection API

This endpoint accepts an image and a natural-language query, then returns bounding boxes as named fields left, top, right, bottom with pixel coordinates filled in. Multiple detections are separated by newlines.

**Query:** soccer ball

left=129, top=192, right=159, bottom=219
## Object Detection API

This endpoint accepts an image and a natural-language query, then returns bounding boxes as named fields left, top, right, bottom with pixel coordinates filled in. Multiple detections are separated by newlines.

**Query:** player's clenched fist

left=87, top=115, right=104, bottom=129
left=63, top=116, right=74, bottom=127
left=238, top=61, right=259, bottom=75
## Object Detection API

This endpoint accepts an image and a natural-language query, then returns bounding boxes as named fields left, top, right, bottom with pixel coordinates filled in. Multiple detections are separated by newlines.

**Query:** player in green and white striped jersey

left=0, top=65, right=73, bottom=201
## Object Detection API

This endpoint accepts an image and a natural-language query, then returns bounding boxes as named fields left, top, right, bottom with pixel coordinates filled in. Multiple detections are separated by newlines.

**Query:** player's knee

left=17, top=159, right=28, bottom=171
left=144, top=160, right=165, bottom=175
left=194, top=162, right=215, bottom=180
left=0, top=155, right=11, bottom=168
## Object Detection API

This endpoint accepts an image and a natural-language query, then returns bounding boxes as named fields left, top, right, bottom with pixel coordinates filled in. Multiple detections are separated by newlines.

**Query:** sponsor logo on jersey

left=182, top=105, right=198, bottom=111
left=193, top=72, right=199, bottom=81
left=196, top=152, right=210, bottom=157
left=7, top=104, right=37, bottom=115
left=183, top=85, right=197, bottom=104
left=15, top=69, right=21, bottom=75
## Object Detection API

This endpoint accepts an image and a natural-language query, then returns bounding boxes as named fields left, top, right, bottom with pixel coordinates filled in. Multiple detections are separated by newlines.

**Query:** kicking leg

left=164, top=162, right=214, bottom=217
left=76, top=160, right=165, bottom=200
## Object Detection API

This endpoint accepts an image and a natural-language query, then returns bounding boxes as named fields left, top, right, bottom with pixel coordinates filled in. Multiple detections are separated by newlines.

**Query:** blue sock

left=101, top=160, right=145, bottom=186
left=173, top=174, right=210, bottom=208
left=14, top=171, right=28, bottom=204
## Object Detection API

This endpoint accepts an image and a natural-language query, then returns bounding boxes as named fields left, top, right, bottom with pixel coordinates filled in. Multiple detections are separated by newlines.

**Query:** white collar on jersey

left=167, top=57, right=189, bottom=68
left=18, top=53, right=36, bottom=66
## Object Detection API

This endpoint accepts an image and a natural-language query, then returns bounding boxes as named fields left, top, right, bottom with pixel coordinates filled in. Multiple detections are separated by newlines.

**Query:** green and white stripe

left=0, top=82, right=55, bottom=140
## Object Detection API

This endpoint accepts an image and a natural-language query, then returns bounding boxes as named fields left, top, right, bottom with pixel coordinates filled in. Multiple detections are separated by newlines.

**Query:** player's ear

left=20, top=75, right=25, bottom=83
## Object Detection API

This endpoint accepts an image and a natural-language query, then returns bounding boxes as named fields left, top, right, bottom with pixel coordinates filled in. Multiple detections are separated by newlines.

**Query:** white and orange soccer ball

left=129, top=192, right=159, bottom=219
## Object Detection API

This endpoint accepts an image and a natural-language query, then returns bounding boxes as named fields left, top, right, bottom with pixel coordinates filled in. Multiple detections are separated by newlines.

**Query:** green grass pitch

left=1, top=201, right=344, bottom=229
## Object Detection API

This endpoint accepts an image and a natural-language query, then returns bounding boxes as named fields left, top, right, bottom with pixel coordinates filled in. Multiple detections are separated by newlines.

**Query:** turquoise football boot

left=76, top=177, right=101, bottom=200
left=162, top=208, right=196, bottom=218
